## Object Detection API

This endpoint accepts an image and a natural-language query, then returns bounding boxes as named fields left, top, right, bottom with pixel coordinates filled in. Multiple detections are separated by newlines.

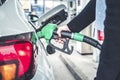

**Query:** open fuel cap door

left=36, top=4, right=68, bottom=30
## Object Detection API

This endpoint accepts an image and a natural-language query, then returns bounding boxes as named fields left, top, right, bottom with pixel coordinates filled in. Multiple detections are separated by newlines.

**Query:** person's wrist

left=64, top=25, right=71, bottom=31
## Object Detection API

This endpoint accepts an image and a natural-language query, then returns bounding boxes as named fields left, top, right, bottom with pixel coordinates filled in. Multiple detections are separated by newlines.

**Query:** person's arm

left=67, top=0, right=96, bottom=32
left=1, top=0, right=6, bottom=4
left=105, top=0, right=120, bottom=31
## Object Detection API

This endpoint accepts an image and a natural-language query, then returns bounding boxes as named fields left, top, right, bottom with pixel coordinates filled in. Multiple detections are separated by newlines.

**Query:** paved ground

left=47, top=40, right=99, bottom=80
left=48, top=53, right=76, bottom=80
left=61, top=52, right=98, bottom=80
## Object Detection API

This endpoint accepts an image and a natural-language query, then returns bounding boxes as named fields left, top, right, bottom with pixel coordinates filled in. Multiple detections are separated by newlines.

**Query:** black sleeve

left=105, top=0, right=120, bottom=31
left=67, top=0, right=96, bottom=32
left=1, top=0, right=6, bottom=4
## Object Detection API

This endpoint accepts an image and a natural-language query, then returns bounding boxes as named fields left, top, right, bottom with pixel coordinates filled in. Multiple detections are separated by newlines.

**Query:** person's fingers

left=61, top=38, right=67, bottom=42
left=58, top=40, right=64, bottom=44
left=56, top=25, right=70, bottom=44
left=55, top=38, right=66, bottom=44
left=57, top=27, right=63, bottom=37
left=57, top=26, right=70, bottom=37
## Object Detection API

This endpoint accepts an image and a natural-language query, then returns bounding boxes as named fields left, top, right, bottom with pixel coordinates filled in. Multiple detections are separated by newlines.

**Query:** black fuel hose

left=53, top=30, right=101, bottom=50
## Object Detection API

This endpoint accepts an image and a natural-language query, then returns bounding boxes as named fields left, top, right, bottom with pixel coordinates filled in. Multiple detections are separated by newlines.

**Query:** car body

left=0, top=0, right=54, bottom=80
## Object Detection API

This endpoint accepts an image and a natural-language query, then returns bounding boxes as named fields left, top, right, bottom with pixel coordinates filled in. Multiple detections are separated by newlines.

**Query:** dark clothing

left=67, top=0, right=120, bottom=80
left=67, top=0, right=96, bottom=32
left=105, top=0, right=120, bottom=31
left=1, top=0, right=6, bottom=4
left=96, top=28, right=120, bottom=80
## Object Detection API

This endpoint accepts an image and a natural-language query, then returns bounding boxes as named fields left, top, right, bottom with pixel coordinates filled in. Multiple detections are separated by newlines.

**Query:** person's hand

left=56, top=25, right=71, bottom=44
left=57, top=25, right=70, bottom=37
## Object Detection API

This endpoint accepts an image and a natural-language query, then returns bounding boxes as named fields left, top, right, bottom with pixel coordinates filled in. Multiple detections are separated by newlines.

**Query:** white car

left=0, top=0, right=67, bottom=80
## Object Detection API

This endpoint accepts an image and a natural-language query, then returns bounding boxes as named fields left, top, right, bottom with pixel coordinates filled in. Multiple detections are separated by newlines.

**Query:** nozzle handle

left=53, top=29, right=72, bottom=39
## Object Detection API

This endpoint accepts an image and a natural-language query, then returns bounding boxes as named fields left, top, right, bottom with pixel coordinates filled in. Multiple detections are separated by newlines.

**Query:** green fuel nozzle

left=32, top=23, right=57, bottom=43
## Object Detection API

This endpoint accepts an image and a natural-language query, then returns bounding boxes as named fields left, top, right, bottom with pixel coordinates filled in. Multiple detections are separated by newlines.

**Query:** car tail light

left=0, top=63, right=17, bottom=80
left=0, top=40, right=33, bottom=79
left=97, top=30, right=104, bottom=41
left=14, top=41, right=33, bottom=77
